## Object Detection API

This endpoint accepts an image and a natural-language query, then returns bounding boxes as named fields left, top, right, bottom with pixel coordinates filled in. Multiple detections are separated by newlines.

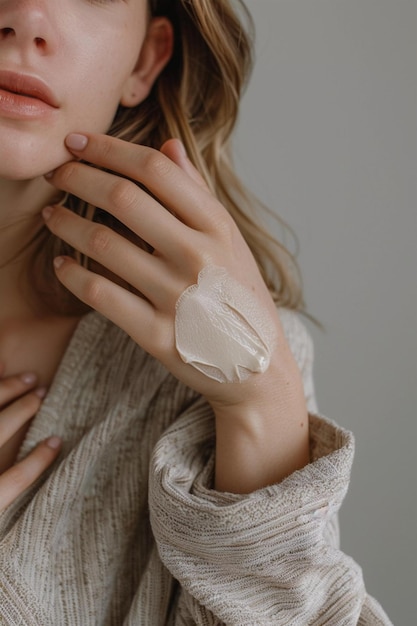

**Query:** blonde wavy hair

left=33, top=0, right=305, bottom=315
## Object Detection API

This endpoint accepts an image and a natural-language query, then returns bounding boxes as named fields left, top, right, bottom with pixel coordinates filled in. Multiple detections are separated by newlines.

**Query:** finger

left=47, top=161, right=193, bottom=256
left=52, top=257, right=166, bottom=353
left=43, top=205, right=185, bottom=304
left=0, top=437, right=62, bottom=511
left=57, top=133, right=221, bottom=231
left=160, top=139, right=210, bottom=191
left=0, top=372, right=39, bottom=407
left=53, top=257, right=179, bottom=362
left=0, top=389, right=46, bottom=446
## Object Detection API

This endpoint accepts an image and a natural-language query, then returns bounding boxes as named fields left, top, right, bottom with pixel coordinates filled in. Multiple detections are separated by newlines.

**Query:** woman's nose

left=0, top=0, right=57, bottom=56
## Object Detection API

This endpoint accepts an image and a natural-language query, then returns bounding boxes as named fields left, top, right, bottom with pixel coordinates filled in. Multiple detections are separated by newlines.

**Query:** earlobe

left=120, top=17, right=174, bottom=108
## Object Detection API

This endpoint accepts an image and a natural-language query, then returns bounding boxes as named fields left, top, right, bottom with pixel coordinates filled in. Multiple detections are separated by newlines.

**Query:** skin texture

left=0, top=0, right=309, bottom=501
left=43, top=133, right=310, bottom=492
left=0, top=0, right=173, bottom=509
left=0, top=0, right=171, bottom=180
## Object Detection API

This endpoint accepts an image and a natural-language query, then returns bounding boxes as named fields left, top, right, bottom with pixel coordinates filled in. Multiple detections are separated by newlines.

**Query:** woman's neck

left=0, top=177, right=83, bottom=385
left=0, top=176, right=61, bottom=322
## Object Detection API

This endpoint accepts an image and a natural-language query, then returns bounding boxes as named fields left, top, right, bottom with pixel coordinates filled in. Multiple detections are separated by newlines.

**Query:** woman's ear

left=120, top=17, right=174, bottom=108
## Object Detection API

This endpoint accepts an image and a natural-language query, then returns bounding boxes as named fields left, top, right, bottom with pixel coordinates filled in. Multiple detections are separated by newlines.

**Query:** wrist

left=212, top=362, right=310, bottom=494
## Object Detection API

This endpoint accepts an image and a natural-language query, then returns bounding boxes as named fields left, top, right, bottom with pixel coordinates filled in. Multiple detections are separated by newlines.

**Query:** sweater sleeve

left=148, top=312, right=392, bottom=625
left=149, top=405, right=392, bottom=625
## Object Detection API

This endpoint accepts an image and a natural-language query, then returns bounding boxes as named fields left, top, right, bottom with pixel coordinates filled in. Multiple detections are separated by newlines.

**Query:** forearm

left=151, top=409, right=393, bottom=626
left=213, top=363, right=310, bottom=494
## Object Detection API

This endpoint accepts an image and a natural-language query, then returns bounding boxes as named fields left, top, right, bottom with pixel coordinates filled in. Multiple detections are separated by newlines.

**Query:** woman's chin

left=0, top=151, right=72, bottom=183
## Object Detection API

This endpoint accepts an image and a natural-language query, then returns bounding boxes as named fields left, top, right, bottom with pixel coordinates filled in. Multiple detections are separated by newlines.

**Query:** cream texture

left=0, top=311, right=392, bottom=625
left=175, top=265, right=276, bottom=383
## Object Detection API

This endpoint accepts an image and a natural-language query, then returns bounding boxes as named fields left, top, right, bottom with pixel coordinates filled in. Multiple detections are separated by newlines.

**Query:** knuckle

left=82, top=274, right=107, bottom=308
left=87, top=225, right=112, bottom=256
left=108, top=179, right=138, bottom=214
left=142, top=149, right=171, bottom=178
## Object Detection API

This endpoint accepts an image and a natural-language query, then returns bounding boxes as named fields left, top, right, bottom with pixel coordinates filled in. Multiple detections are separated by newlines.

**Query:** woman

left=0, top=0, right=392, bottom=623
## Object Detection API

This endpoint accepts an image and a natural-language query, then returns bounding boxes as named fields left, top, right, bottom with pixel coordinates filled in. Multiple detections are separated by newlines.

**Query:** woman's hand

left=0, top=369, right=61, bottom=511
left=43, top=134, right=289, bottom=403
left=43, top=133, right=309, bottom=491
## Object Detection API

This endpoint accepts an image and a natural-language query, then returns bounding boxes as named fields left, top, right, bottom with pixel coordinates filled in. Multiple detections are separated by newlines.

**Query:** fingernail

left=44, top=170, right=55, bottom=180
left=46, top=436, right=62, bottom=450
left=20, top=372, right=37, bottom=385
left=35, top=387, right=48, bottom=398
left=66, top=133, right=88, bottom=151
left=53, top=256, right=65, bottom=270
left=42, top=206, right=54, bottom=221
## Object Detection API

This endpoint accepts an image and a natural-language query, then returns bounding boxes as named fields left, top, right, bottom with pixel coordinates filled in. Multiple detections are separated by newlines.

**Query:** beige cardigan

left=0, top=311, right=392, bottom=625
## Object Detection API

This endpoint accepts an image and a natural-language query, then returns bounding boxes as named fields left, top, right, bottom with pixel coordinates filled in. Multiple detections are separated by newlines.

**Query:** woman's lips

left=0, top=70, right=59, bottom=119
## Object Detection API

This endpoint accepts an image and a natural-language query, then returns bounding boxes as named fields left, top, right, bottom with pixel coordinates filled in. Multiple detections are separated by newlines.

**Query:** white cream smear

left=174, top=265, right=276, bottom=383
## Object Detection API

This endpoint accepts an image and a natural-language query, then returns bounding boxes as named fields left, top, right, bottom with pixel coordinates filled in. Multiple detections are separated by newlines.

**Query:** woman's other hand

left=0, top=368, right=61, bottom=511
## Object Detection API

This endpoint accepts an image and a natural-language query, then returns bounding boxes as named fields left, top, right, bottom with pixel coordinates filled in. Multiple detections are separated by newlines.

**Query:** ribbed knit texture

left=0, top=310, right=392, bottom=625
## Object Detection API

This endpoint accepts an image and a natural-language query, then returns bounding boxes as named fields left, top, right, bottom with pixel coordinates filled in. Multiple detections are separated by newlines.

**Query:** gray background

left=234, top=1, right=416, bottom=624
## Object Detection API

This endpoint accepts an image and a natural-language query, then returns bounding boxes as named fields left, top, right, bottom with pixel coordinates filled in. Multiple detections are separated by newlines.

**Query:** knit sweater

left=0, top=310, right=392, bottom=625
